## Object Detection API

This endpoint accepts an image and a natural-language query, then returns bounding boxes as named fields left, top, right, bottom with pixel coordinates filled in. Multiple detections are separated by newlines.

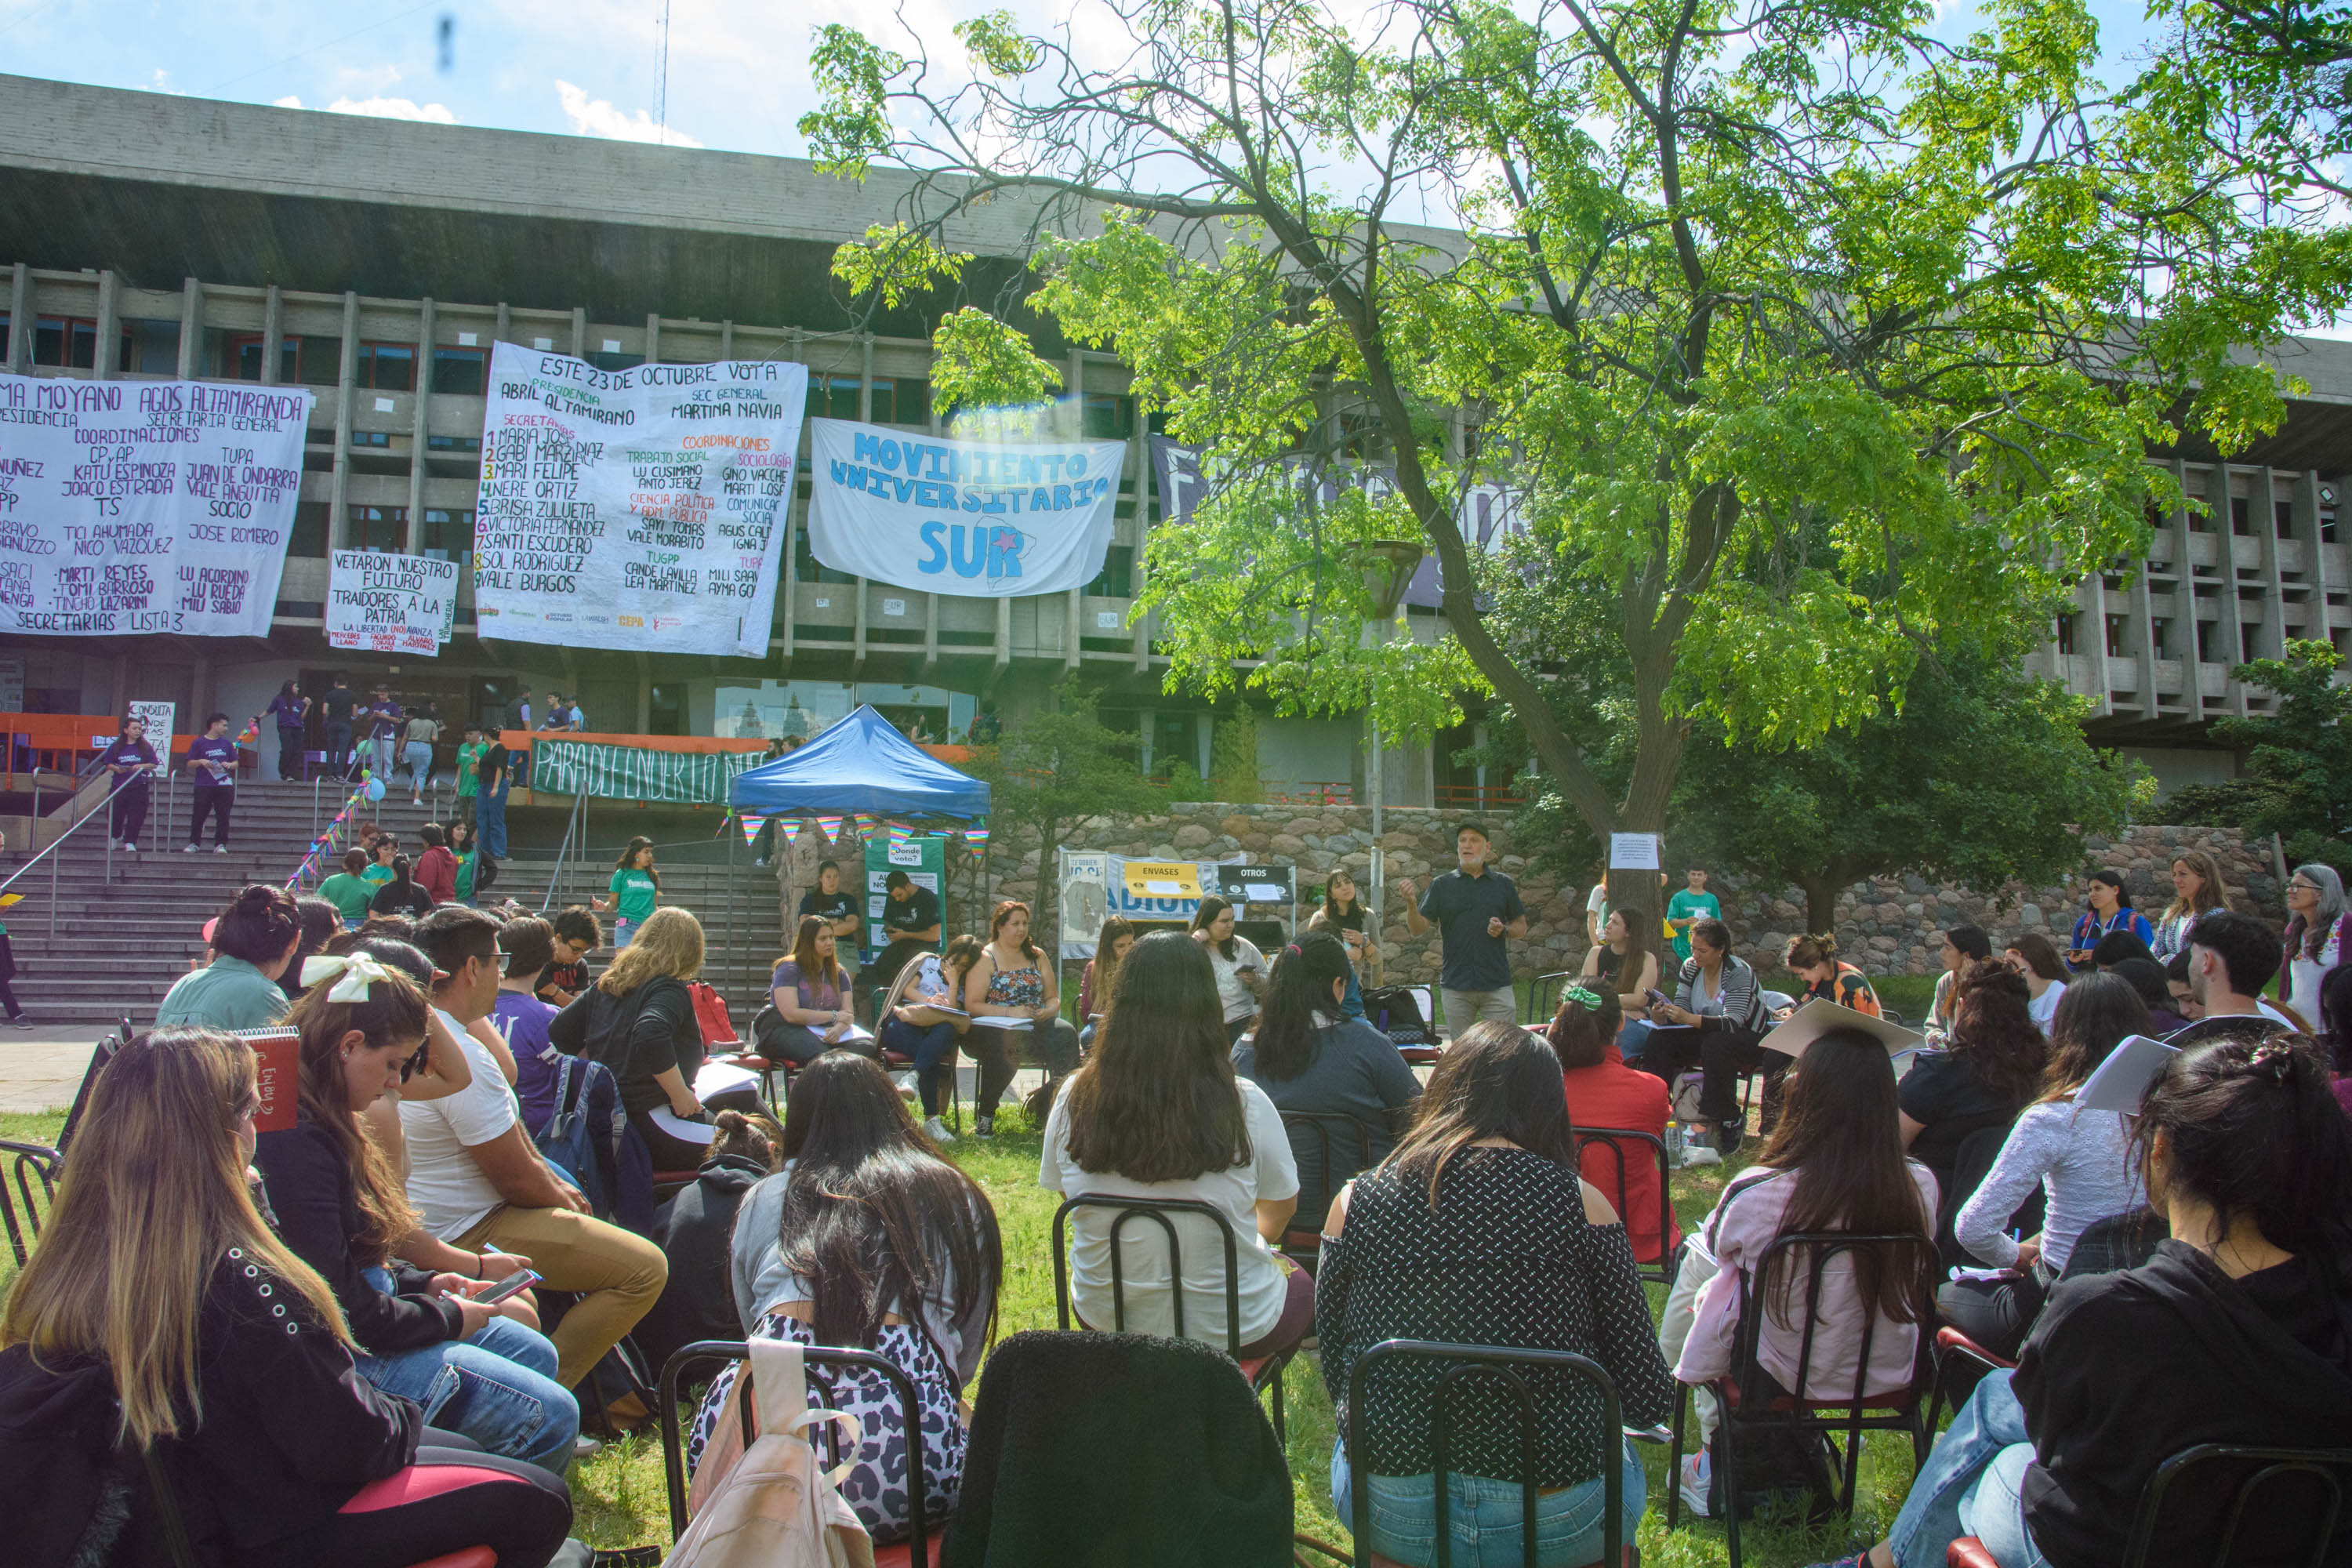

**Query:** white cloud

left=554, top=79, right=701, bottom=147
left=270, top=94, right=459, bottom=125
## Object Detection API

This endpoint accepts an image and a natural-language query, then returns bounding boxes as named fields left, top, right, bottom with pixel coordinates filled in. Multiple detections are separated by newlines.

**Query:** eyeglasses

left=2291, top=880, right=2322, bottom=893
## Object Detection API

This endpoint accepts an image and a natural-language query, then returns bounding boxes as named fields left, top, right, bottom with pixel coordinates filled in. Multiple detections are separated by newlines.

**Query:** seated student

left=2003, top=932, right=2071, bottom=1029
left=1076, top=914, right=1137, bottom=1051
left=1926, top=925, right=1995, bottom=1045
left=252, top=953, right=580, bottom=1472
left=368, top=855, right=437, bottom=919
left=158, top=884, right=301, bottom=1030
left=2164, top=948, right=2205, bottom=1024
left=2088, top=928, right=2155, bottom=971
left=1305, top=869, right=1376, bottom=1020
left=0, top=1029, right=573, bottom=1568
left=550, top=906, right=733, bottom=1171
left=1635, top=917, right=1773, bottom=1156
left=278, top=895, right=343, bottom=1003
left=2063, top=868, right=2154, bottom=970
left=2102, top=956, right=2187, bottom=1036
left=1232, top=931, right=1421, bottom=1229
left=1902, top=960, right=2045, bottom=1217
left=1191, top=895, right=1270, bottom=1047
left=965, top=899, right=1082, bottom=1136
left=1809, top=1033, right=2352, bottom=1568
left=1939, top=973, right=2149, bottom=1361
left=1662, top=1025, right=1940, bottom=1517
left=401, top=906, right=669, bottom=1394
left=492, top=916, right=565, bottom=1138
left=1581, top=908, right=1662, bottom=1054
left=869, top=868, right=945, bottom=1000
left=1548, top=984, right=1680, bottom=1265
left=319, top=847, right=379, bottom=931
left=1781, top=932, right=1881, bottom=1018
left=2171, top=909, right=2299, bottom=1045
left=878, top=932, right=983, bottom=1144
left=761, top=914, right=882, bottom=1068
left=636, top=1109, right=783, bottom=1378
left=1316, top=1021, right=1674, bottom=1567
left=700, top=1054, right=1002, bottom=1543
left=1040, top=930, right=1310, bottom=1359
left=536, top=906, right=601, bottom=1007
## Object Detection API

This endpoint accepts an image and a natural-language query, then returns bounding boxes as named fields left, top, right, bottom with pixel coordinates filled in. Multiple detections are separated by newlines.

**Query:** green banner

left=530, top=739, right=759, bottom=805
left=864, top=836, right=946, bottom=960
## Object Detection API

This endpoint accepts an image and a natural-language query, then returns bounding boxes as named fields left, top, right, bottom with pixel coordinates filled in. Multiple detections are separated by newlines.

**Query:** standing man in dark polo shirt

left=867, top=869, right=944, bottom=1002
left=1397, top=821, right=1527, bottom=1040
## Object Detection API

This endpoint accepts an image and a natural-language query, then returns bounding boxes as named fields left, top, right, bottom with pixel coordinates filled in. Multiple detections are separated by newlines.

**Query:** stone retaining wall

left=982, top=804, right=2280, bottom=985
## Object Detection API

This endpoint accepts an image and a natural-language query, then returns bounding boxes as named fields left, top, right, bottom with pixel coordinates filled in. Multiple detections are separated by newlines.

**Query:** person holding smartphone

left=1191, top=894, right=1271, bottom=1047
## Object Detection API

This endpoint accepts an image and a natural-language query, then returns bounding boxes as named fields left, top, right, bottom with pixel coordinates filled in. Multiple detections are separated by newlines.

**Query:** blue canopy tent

left=728, top=704, right=991, bottom=818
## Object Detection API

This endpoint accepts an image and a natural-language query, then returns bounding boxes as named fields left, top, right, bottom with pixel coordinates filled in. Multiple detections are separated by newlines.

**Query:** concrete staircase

left=1, top=780, right=794, bottom=1028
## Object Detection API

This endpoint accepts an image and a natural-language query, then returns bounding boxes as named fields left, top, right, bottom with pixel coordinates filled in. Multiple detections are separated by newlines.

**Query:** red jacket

left=414, top=845, right=457, bottom=905
left=1563, top=1041, right=1681, bottom=1264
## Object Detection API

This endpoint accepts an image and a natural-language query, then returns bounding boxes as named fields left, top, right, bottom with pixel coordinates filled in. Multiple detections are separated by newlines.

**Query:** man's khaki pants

left=1439, top=986, right=1518, bottom=1040
left=458, top=1203, right=668, bottom=1389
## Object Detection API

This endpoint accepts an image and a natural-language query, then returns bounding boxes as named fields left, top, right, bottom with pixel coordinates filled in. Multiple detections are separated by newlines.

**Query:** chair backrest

left=655, top=1337, right=930, bottom=1563
left=1345, top=1338, right=1624, bottom=1568
left=1733, top=1230, right=1938, bottom=1410
left=1570, top=1127, right=1674, bottom=1267
left=1279, top=1111, right=1381, bottom=1234
left=1051, top=1193, right=1243, bottom=1358
left=0, top=1139, right=60, bottom=1269
left=2125, top=1442, right=2352, bottom=1568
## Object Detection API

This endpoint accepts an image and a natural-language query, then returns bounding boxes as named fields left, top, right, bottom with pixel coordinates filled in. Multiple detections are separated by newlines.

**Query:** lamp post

left=1362, top=539, right=1424, bottom=976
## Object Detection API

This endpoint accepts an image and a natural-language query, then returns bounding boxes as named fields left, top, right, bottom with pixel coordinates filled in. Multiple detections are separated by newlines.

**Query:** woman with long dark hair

left=762, top=913, right=880, bottom=1066
left=1232, top=931, right=1419, bottom=1228
left=1825, top=1033, right=2352, bottom=1568
left=1664, top=1027, right=1939, bottom=1515
left=1936, top=972, right=2149, bottom=1360
left=878, top=932, right=983, bottom=1142
left=0, top=1029, right=573, bottom=1567
left=2064, top=869, right=2151, bottom=968
left=368, top=854, right=436, bottom=918
left=94, top=711, right=158, bottom=851
left=266, top=678, right=311, bottom=782
left=1549, top=984, right=1679, bottom=1266
left=253, top=955, right=578, bottom=1469
left=1042, top=930, right=1310, bottom=1358
left=1308, top=868, right=1379, bottom=1011
left=1927, top=926, right=1994, bottom=1044
left=592, top=835, right=660, bottom=949
left=691, top=1053, right=1001, bottom=1542
left=1189, top=894, right=1269, bottom=1045
left=1317, top=1021, right=1674, bottom=1566
left=158, top=884, right=303, bottom=1030
left=962, top=899, right=1080, bottom=1136
left=1581, top=908, right=1661, bottom=1052
left=1076, top=913, right=1137, bottom=1049
left=2003, top=932, right=2071, bottom=1029
left=1901, top=960, right=2047, bottom=1204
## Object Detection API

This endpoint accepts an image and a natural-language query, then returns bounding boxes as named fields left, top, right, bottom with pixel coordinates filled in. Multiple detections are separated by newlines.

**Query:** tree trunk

left=1802, top=875, right=1843, bottom=939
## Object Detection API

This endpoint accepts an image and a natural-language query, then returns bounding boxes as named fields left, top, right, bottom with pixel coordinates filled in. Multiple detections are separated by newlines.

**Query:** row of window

left=2056, top=612, right=2347, bottom=662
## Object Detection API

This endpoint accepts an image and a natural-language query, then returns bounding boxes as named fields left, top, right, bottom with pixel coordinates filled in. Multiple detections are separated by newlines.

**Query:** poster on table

left=325, top=550, right=459, bottom=655
left=471, top=343, right=808, bottom=657
left=805, top=419, right=1125, bottom=597
left=1058, top=851, right=1229, bottom=958
left=862, top=835, right=944, bottom=960
left=0, top=372, right=310, bottom=637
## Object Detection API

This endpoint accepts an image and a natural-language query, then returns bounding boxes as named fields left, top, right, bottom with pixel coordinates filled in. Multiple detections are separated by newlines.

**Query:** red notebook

left=238, top=1028, right=301, bottom=1132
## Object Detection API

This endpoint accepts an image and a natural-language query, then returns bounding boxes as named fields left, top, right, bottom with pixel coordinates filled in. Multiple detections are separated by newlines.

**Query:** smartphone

left=1646, top=988, right=1671, bottom=1009
left=466, top=1268, right=543, bottom=1307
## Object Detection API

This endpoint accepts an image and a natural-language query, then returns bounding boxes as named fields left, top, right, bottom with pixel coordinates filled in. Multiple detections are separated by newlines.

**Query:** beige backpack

left=666, top=1339, right=874, bottom=1568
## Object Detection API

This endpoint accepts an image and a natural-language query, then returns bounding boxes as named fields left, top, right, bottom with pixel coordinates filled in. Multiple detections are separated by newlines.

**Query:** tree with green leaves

left=802, top=0, right=2343, bottom=927
left=2169, top=640, right=2352, bottom=874
left=965, top=677, right=1163, bottom=960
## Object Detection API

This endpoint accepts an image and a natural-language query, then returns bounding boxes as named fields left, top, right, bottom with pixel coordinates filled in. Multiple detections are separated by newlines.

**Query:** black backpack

left=1360, top=985, right=1439, bottom=1047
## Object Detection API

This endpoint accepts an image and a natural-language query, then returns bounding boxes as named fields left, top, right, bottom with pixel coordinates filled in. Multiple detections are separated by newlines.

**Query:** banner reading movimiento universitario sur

left=472, top=343, right=808, bottom=657
left=0, top=372, right=310, bottom=638
left=805, top=418, right=1124, bottom=597
left=325, top=550, right=459, bottom=655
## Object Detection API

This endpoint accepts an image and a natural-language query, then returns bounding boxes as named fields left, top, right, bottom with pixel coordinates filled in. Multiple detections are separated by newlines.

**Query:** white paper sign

left=471, top=343, right=808, bottom=655
left=804, top=418, right=1123, bottom=597
left=1609, top=833, right=1661, bottom=870
left=325, top=550, right=459, bottom=655
left=1243, top=883, right=1287, bottom=903
left=128, top=700, right=174, bottom=762
left=0, top=372, right=310, bottom=638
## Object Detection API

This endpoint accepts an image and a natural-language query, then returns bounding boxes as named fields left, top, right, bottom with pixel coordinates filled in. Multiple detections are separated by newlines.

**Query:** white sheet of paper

left=649, top=1106, right=717, bottom=1144
left=693, top=1061, right=761, bottom=1101
left=1243, top=884, right=1287, bottom=902
left=1145, top=880, right=1181, bottom=896
left=976, top=1016, right=1035, bottom=1031
left=1608, top=833, right=1661, bottom=870
left=2074, top=1033, right=2181, bottom=1114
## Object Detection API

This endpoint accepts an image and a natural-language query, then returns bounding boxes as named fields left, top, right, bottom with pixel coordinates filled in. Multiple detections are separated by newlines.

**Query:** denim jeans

left=371, top=735, right=397, bottom=779
left=880, top=1016, right=960, bottom=1116
left=403, top=742, right=434, bottom=793
left=475, top=781, right=509, bottom=858
left=351, top=1270, right=580, bottom=1472
left=1617, top=1018, right=1655, bottom=1065
left=1330, top=1435, right=1647, bottom=1568
left=1886, top=1370, right=2046, bottom=1568
left=1341, top=964, right=1365, bottom=1020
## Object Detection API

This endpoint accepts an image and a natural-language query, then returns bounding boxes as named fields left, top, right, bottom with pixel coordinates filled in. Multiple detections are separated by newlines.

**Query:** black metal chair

left=0, top=1138, right=60, bottom=1268
left=1570, top=1127, right=1681, bottom=1285
left=1528, top=971, right=1578, bottom=1025
left=1345, top=1338, right=1630, bottom=1568
left=658, top=1338, right=937, bottom=1568
left=1947, top=1441, right=2352, bottom=1568
left=1050, top=1192, right=1296, bottom=1444
left=1923, top=1324, right=2018, bottom=1434
left=1666, top=1230, right=1938, bottom=1568
left=1277, top=1110, right=1383, bottom=1273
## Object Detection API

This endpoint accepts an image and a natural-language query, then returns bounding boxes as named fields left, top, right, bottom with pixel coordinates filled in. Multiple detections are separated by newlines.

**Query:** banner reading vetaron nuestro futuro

left=325, top=550, right=459, bottom=655
left=471, top=343, right=808, bottom=656
left=0, top=372, right=310, bottom=638
left=804, top=418, right=1124, bottom=597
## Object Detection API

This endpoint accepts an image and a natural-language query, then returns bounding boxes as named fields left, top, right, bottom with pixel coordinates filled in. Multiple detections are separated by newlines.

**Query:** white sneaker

left=215, top=844, right=229, bottom=855
left=121, top=841, right=136, bottom=853
left=181, top=844, right=198, bottom=853
left=1679, top=1451, right=1713, bottom=1518
left=923, top=1115, right=956, bottom=1143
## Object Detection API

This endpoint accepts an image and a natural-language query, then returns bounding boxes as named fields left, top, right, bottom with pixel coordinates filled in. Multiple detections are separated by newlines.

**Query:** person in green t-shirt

left=453, top=726, right=485, bottom=828
left=360, top=836, right=397, bottom=892
left=317, top=848, right=377, bottom=929
left=593, top=835, right=661, bottom=949
left=449, top=820, right=478, bottom=904
left=1666, top=866, right=1722, bottom=964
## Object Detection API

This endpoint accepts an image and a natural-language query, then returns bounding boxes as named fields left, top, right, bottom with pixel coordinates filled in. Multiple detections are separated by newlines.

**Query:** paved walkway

left=0, top=1027, right=110, bottom=1113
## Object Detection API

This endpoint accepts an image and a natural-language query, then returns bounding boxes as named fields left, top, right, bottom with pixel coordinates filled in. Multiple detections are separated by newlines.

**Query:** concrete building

left=0, top=73, right=2343, bottom=804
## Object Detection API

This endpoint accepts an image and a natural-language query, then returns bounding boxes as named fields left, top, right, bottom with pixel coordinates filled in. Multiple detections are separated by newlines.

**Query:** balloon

left=365, top=778, right=386, bottom=803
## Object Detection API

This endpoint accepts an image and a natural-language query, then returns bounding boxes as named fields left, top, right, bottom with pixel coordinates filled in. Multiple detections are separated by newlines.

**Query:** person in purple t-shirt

left=492, top=916, right=564, bottom=1137
left=183, top=713, right=240, bottom=853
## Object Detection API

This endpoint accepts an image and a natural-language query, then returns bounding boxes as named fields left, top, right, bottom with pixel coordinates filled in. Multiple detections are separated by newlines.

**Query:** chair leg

left=1666, top=1381, right=1688, bottom=1530
left=1270, top=1363, right=1287, bottom=1447
left=1719, top=1409, right=1743, bottom=1568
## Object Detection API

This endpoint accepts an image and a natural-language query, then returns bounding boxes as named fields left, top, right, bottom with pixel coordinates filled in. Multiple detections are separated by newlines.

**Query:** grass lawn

left=3, top=1080, right=1928, bottom=1568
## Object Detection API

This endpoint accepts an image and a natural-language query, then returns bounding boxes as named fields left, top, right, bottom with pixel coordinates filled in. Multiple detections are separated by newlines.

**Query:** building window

left=586, top=350, right=643, bottom=372
left=2151, top=618, right=2172, bottom=659
left=2196, top=618, right=2217, bottom=662
left=808, top=375, right=862, bottom=421
left=34, top=317, right=99, bottom=368
left=2054, top=613, right=2078, bottom=655
left=418, top=508, right=472, bottom=560
left=350, top=430, right=392, bottom=448
left=1083, top=393, right=1135, bottom=440
left=2277, top=500, right=2297, bottom=539
left=426, top=434, right=483, bottom=454
left=2230, top=495, right=2252, bottom=535
left=355, top=343, right=415, bottom=392
left=118, top=319, right=180, bottom=375
left=228, top=334, right=300, bottom=383
left=869, top=377, right=931, bottom=426
left=2241, top=620, right=2261, bottom=662
left=289, top=502, right=331, bottom=558
left=434, top=346, right=487, bottom=396
left=347, top=505, right=406, bottom=552
left=2104, top=615, right=2129, bottom=657
left=1084, top=545, right=1134, bottom=598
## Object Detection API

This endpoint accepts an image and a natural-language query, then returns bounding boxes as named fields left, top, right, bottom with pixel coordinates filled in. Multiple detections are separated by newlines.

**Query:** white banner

left=805, top=418, right=1123, bottom=597
left=472, top=343, right=808, bottom=655
left=1058, top=851, right=1226, bottom=958
left=0, top=373, right=310, bottom=637
left=325, top=550, right=459, bottom=655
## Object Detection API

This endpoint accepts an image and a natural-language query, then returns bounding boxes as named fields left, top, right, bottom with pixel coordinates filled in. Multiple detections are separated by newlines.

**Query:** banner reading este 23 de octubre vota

left=471, top=343, right=808, bottom=657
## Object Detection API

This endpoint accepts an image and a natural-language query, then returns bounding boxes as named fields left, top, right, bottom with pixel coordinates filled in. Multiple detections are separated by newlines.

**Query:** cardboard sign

left=1216, top=863, right=1295, bottom=904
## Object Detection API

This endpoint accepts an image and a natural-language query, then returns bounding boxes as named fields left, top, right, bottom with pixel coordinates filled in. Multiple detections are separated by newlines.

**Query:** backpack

left=690, top=982, right=740, bottom=1049
left=671, top=1338, right=875, bottom=1568
left=1361, top=985, right=1438, bottom=1046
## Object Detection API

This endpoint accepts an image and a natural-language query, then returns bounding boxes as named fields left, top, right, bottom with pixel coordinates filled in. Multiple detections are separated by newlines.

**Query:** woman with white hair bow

left=2281, top=862, right=2351, bottom=1030
left=251, top=946, right=582, bottom=1471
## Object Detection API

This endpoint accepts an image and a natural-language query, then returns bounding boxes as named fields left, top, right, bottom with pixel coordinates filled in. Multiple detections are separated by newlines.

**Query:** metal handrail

left=0, top=770, right=147, bottom=935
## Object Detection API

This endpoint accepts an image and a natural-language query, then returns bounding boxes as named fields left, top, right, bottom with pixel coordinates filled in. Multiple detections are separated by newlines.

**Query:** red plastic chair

left=1925, top=1323, right=2018, bottom=1432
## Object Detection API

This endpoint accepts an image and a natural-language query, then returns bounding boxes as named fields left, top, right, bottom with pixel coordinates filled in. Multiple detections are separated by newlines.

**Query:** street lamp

left=1361, top=539, right=1423, bottom=978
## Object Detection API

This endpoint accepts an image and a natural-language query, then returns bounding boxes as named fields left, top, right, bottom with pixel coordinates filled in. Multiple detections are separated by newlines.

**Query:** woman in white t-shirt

left=1040, top=930, right=1309, bottom=1359
left=2004, top=931, right=2070, bottom=1029
left=1189, top=894, right=1269, bottom=1046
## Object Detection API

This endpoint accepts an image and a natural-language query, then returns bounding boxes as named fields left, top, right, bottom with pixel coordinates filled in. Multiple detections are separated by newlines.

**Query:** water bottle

left=1664, top=1120, right=1685, bottom=1162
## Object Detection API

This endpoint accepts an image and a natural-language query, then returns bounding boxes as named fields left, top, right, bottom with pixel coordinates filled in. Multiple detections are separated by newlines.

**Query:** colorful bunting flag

left=739, top=812, right=767, bottom=847
left=853, top=813, right=878, bottom=839
left=886, top=819, right=914, bottom=846
left=817, top=815, right=843, bottom=840
left=964, top=824, right=989, bottom=851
